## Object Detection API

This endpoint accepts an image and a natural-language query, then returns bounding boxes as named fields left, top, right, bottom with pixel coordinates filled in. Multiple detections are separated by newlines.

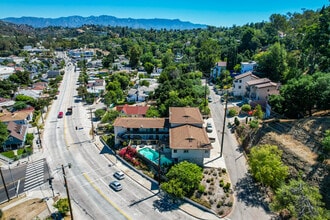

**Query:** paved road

left=208, top=85, right=273, bottom=220
left=42, top=52, right=195, bottom=220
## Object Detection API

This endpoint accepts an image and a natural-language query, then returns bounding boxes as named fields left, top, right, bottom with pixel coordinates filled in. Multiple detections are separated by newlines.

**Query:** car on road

left=208, top=96, right=212, bottom=102
left=109, top=180, right=122, bottom=191
left=206, top=122, right=213, bottom=133
left=114, top=171, right=125, bottom=180
left=58, top=111, right=63, bottom=118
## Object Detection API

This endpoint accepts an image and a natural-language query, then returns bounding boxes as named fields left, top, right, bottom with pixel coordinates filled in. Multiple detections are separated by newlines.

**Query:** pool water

left=138, top=147, right=172, bottom=165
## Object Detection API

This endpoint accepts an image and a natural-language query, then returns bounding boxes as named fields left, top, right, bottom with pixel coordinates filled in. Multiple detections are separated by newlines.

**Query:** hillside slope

left=253, top=116, right=330, bottom=208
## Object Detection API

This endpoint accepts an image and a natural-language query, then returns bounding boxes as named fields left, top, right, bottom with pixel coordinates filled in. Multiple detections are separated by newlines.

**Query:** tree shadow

left=234, top=173, right=270, bottom=212
left=152, top=192, right=183, bottom=212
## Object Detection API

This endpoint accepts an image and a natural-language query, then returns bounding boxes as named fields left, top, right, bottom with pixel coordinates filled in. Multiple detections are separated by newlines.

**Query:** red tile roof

left=116, top=104, right=149, bottom=116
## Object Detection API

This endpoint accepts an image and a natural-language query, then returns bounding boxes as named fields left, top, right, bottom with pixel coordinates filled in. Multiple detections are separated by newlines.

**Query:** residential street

left=208, top=85, right=273, bottom=220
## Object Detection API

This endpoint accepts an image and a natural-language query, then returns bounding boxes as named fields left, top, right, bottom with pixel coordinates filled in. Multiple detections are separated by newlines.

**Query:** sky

left=0, top=0, right=329, bottom=27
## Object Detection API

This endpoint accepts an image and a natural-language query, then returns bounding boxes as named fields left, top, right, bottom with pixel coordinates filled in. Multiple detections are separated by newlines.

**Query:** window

left=238, top=86, right=241, bottom=89
left=239, top=80, right=242, bottom=83
left=205, top=150, right=209, bottom=153
left=173, top=150, right=177, bottom=153
left=183, top=150, right=189, bottom=153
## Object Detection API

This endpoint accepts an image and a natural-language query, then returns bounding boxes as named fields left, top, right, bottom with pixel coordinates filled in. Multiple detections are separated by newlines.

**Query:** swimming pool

left=138, top=147, right=172, bottom=165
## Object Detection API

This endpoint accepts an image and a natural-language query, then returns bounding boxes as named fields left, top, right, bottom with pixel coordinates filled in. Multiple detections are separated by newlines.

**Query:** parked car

left=206, top=122, right=213, bottom=133
left=114, top=171, right=125, bottom=180
left=109, top=180, right=122, bottom=191
left=208, top=96, right=212, bottom=102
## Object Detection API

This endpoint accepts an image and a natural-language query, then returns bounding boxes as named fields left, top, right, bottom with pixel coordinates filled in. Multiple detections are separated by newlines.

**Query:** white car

left=109, top=180, right=122, bottom=191
left=114, top=171, right=125, bottom=180
left=206, top=122, right=213, bottom=133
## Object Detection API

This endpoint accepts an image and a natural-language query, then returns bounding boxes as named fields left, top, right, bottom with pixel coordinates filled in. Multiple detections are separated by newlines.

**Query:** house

left=246, top=79, right=279, bottom=100
left=211, top=61, right=227, bottom=79
left=126, top=80, right=159, bottom=103
left=113, top=117, right=169, bottom=146
left=240, top=61, right=257, bottom=74
left=0, top=65, right=15, bottom=79
left=2, top=121, right=28, bottom=151
left=0, top=98, right=15, bottom=108
left=47, top=70, right=61, bottom=78
left=116, top=104, right=149, bottom=117
left=0, top=107, right=34, bottom=125
left=232, top=71, right=259, bottom=97
left=113, top=107, right=212, bottom=166
left=169, top=107, right=212, bottom=165
left=86, top=79, right=105, bottom=97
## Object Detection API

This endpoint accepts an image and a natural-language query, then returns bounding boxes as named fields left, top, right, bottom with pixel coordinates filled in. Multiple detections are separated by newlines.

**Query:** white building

left=232, top=71, right=259, bottom=97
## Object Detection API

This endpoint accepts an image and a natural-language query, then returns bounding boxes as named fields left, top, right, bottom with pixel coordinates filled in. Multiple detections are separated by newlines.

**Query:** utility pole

left=220, top=91, right=228, bottom=157
left=88, top=108, right=95, bottom=140
left=36, top=125, right=43, bottom=149
left=0, top=168, right=10, bottom=201
left=62, top=164, right=73, bottom=220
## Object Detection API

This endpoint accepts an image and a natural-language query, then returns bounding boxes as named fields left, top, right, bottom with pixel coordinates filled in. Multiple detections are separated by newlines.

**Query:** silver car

left=114, top=171, right=125, bottom=180
left=109, top=181, right=122, bottom=191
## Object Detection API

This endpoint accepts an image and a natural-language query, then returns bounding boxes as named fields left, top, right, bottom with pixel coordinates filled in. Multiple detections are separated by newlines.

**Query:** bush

left=223, top=182, right=231, bottom=192
left=228, top=109, right=237, bottom=117
left=249, top=120, right=259, bottom=128
left=234, top=117, right=240, bottom=126
left=54, top=198, right=69, bottom=216
left=241, top=104, right=251, bottom=112
left=198, top=184, right=206, bottom=193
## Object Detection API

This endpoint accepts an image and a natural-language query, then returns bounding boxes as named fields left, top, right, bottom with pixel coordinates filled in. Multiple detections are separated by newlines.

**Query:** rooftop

left=169, top=107, right=204, bottom=124
left=169, top=125, right=212, bottom=150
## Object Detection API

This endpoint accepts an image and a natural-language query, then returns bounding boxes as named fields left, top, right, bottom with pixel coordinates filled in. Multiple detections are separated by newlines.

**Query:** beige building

left=113, top=107, right=212, bottom=166
left=232, top=71, right=259, bottom=97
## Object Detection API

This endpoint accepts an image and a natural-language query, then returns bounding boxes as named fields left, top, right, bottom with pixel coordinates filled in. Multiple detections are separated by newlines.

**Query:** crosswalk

left=24, top=158, right=46, bottom=191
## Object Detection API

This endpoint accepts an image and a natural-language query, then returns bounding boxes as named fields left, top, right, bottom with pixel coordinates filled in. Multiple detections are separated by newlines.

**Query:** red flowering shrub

left=119, top=146, right=139, bottom=166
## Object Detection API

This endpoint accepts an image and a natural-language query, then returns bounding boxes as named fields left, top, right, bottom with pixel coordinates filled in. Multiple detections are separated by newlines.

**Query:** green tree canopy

left=271, top=179, right=330, bottom=220
left=248, top=144, right=288, bottom=189
left=161, top=161, right=203, bottom=198
left=254, top=42, right=288, bottom=82
left=0, top=122, right=9, bottom=148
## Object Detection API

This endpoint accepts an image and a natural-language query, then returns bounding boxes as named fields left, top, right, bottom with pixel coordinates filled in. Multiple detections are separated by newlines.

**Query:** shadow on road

left=153, top=193, right=183, bottom=212
left=129, top=193, right=159, bottom=207
left=234, top=173, right=270, bottom=212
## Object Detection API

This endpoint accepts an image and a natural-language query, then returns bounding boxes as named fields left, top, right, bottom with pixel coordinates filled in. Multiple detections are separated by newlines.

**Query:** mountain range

left=1, top=15, right=207, bottom=30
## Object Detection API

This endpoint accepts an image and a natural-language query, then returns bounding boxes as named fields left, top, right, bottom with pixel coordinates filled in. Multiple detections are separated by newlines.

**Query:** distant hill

left=1, top=15, right=207, bottom=30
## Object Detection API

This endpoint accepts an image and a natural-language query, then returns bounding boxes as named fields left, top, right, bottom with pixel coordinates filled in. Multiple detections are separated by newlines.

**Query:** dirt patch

left=1, top=198, right=48, bottom=220
left=266, top=132, right=318, bottom=165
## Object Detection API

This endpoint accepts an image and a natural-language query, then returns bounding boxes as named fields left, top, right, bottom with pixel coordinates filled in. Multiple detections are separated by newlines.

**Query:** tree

left=145, top=106, right=160, bottom=118
left=196, top=39, right=220, bottom=74
left=253, top=104, right=264, bottom=119
left=13, top=101, right=27, bottom=110
left=129, top=44, right=142, bottom=68
left=254, top=42, right=288, bottom=82
left=144, top=62, right=154, bottom=74
left=248, top=144, right=288, bottom=189
left=271, top=179, right=330, bottom=220
left=161, top=161, right=203, bottom=198
left=0, top=122, right=9, bottom=148
left=94, top=109, right=106, bottom=121
left=321, top=130, right=330, bottom=153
